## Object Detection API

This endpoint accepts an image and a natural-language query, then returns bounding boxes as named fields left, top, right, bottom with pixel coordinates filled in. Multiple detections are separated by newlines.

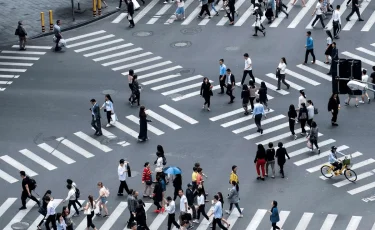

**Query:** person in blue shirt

left=268, top=200, right=280, bottom=230
left=252, top=98, right=267, bottom=134
left=209, top=195, right=228, bottom=230
left=218, top=59, right=227, bottom=94
left=329, top=146, right=343, bottom=172
left=303, top=31, right=316, bottom=65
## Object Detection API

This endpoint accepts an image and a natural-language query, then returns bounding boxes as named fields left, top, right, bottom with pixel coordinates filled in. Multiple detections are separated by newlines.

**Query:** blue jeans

left=211, top=3, right=218, bottom=12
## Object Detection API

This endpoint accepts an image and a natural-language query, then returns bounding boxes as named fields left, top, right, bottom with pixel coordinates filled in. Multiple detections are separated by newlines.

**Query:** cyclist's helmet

left=331, top=146, right=337, bottom=151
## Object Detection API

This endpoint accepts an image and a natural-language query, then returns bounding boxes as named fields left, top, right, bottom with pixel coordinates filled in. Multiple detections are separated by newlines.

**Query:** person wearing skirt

left=138, top=106, right=152, bottom=141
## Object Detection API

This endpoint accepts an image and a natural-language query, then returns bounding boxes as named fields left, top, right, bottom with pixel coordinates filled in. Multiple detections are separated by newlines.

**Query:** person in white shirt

left=306, top=99, right=315, bottom=127
left=165, top=196, right=180, bottom=230
left=100, top=94, right=115, bottom=127
left=66, top=179, right=83, bottom=211
left=241, top=53, right=255, bottom=85
left=118, top=159, right=130, bottom=196
left=360, top=69, right=371, bottom=104
left=178, top=190, right=193, bottom=228
left=276, top=57, right=290, bottom=90
left=196, top=189, right=209, bottom=221
left=298, top=90, right=307, bottom=110
left=175, top=0, right=185, bottom=20
left=62, top=184, right=79, bottom=216
left=311, top=0, right=326, bottom=29
left=332, top=5, right=341, bottom=39
left=45, top=196, right=57, bottom=230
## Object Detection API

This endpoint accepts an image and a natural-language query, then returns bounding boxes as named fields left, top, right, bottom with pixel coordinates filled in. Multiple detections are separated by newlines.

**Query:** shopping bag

left=58, top=39, right=67, bottom=47
left=133, top=0, right=140, bottom=10
left=307, top=140, right=312, bottom=149
left=111, top=113, right=117, bottom=124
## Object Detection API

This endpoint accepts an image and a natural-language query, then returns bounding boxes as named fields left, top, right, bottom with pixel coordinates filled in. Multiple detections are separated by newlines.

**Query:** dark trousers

left=128, top=83, right=134, bottom=101
left=312, top=14, right=325, bottom=27
left=204, top=95, right=211, bottom=108
left=91, top=116, right=102, bottom=135
left=304, top=49, right=316, bottom=63
left=272, top=222, right=281, bottom=230
left=227, top=11, right=235, bottom=22
left=21, top=190, right=39, bottom=207
left=250, top=97, right=255, bottom=110
left=331, top=110, right=338, bottom=123
left=278, top=162, right=285, bottom=177
left=119, top=0, right=128, bottom=8
left=154, top=200, right=162, bottom=209
left=213, top=217, right=228, bottom=230
left=106, top=111, right=112, bottom=123
left=310, top=139, right=319, bottom=149
left=37, top=214, right=46, bottom=227
left=277, top=74, right=290, bottom=89
left=347, top=7, right=360, bottom=20
left=242, top=70, right=255, bottom=85
left=226, top=84, right=234, bottom=102
left=45, top=215, right=57, bottom=230
left=197, top=204, right=209, bottom=220
left=254, top=26, right=264, bottom=34
left=333, top=21, right=341, bottom=38
left=219, top=75, right=225, bottom=93
left=254, top=114, right=263, bottom=131
left=132, top=92, right=140, bottom=105
left=87, top=211, right=96, bottom=228
left=199, top=4, right=211, bottom=16
left=300, top=119, right=306, bottom=134
left=289, top=119, right=295, bottom=135
left=74, top=198, right=82, bottom=207
left=128, top=14, right=135, bottom=26
left=168, top=213, right=180, bottom=230
left=188, top=204, right=197, bottom=219
left=275, top=5, right=287, bottom=17
left=128, top=210, right=136, bottom=228
left=307, top=118, right=313, bottom=128
left=55, top=34, right=61, bottom=50
left=118, top=180, right=130, bottom=195
left=68, top=200, right=80, bottom=215
left=229, top=203, right=242, bottom=214
left=331, top=162, right=342, bottom=171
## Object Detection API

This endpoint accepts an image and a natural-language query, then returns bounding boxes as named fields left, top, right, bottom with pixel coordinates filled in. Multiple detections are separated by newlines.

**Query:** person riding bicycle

left=329, top=146, right=343, bottom=172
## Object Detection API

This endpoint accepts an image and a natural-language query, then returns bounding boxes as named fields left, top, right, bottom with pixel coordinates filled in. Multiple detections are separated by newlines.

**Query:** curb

left=31, top=9, right=119, bottom=40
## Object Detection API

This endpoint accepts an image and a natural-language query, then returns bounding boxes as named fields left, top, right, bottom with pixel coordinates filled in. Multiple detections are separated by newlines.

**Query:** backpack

left=14, top=28, right=19, bottom=36
left=162, top=156, right=167, bottom=166
left=127, top=163, right=132, bottom=177
left=258, top=9, right=264, bottom=16
left=300, top=111, right=307, bottom=120
left=28, top=177, right=37, bottom=190
left=74, top=186, right=80, bottom=199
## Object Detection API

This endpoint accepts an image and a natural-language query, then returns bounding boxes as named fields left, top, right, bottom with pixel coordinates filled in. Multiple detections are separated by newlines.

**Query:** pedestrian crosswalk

left=0, top=46, right=51, bottom=91
left=1, top=198, right=375, bottom=229
left=110, top=0, right=375, bottom=31
left=0, top=104, right=197, bottom=184
left=209, top=107, right=375, bottom=198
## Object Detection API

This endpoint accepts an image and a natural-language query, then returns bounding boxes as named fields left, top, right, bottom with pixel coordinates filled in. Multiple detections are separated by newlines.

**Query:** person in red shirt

left=142, top=162, right=153, bottom=198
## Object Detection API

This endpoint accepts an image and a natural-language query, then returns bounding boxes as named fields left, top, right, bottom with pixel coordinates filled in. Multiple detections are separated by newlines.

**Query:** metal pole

left=49, top=10, right=53, bottom=31
left=71, top=0, right=75, bottom=21
left=98, top=0, right=102, bottom=16
left=40, top=12, right=45, bottom=32
left=93, top=0, right=97, bottom=17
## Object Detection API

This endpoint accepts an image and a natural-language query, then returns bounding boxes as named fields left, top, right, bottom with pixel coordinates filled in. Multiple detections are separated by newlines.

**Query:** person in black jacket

left=298, top=103, right=308, bottom=135
left=173, top=174, right=182, bottom=201
left=328, top=93, right=340, bottom=126
left=37, top=190, right=52, bottom=230
left=127, top=0, right=135, bottom=28
left=345, top=0, right=364, bottom=22
left=288, top=104, right=297, bottom=140
left=186, top=184, right=198, bottom=223
left=136, top=200, right=150, bottom=230
left=152, top=175, right=163, bottom=213
left=241, top=84, right=250, bottom=115
left=131, top=75, right=140, bottom=106
left=226, top=0, right=236, bottom=25
left=225, top=69, right=236, bottom=103
left=200, top=77, right=213, bottom=111
left=327, top=42, right=338, bottom=75
left=265, top=143, right=276, bottom=178
left=16, top=21, right=27, bottom=50
left=275, top=142, right=290, bottom=178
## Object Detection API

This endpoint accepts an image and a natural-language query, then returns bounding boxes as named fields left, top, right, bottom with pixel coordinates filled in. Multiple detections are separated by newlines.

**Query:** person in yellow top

left=229, top=165, right=239, bottom=184
left=192, top=167, right=198, bottom=191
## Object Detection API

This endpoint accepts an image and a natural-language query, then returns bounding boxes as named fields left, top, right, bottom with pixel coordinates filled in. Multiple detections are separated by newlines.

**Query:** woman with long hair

left=254, top=144, right=266, bottom=180
left=84, top=195, right=98, bottom=230
left=214, top=192, right=230, bottom=228
left=62, top=206, right=73, bottom=230
left=225, top=181, right=243, bottom=217
left=298, top=103, right=308, bottom=135
left=328, top=93, right=340, bottom=126
left=152, top=174, right=163, bottom=213
left=131, top=75, right=141, bottom=106
left=173, top=174, right=182, bottom=201
left=196, top=188, right=209, bottom=222
left=265, top=142, right=276, bottom=178
left=100, top=94, right=114, bottom=127
left=258, top=81, right=269, bottom=111
left=138, top=106, right=152, bottom=142
left=308, top=121, right=320, bottom=154
left=268, top=200, right=280, bottom=230
left=324, top=30, right=333, bottom=64
left=248, top=80, right=257, bottom=112
left=288, top=104, right=297, bottom=139
left=95, top=182, right=109, bottom=217
left=241, top=84, right=250, bottom=115
left=200, top=77, right=213, bottom=111
left=135, top=200, right=150, bottom=230
left=276, top=57, right=290, bottom=90
left=37, top=190, right=52, bottom=230
left=298, top=90, right=307, bottom=110
left=56, top=213, right=67, bottom=230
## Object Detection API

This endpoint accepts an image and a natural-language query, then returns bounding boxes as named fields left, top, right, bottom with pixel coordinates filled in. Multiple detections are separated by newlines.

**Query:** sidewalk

left=0, top=0, right=121, bottom=45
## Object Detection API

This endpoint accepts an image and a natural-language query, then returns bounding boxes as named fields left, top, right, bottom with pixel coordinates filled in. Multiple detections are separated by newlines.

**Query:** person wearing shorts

left=175, top=0, right=185, bottom=19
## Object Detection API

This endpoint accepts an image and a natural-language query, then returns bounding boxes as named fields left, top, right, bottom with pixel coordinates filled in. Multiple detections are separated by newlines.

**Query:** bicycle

left=320, top=153, right=357, bottom=182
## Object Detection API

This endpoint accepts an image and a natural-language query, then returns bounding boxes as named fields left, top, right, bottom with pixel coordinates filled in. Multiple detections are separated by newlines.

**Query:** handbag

left=307, top=140, right=312, bottom=148
left=38, top=206, right=47, bottom=216
left=314, top=107, right=319, bottom=114
left=84, top=206, right=92, bottom=215
left=111, top=113, right=117, bottom=124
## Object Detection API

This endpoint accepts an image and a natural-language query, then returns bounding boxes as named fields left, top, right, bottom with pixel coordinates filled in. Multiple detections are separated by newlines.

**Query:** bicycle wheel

left=344, top=169, right=357, bottom=182
left=321, top=165, right=333, bottom=178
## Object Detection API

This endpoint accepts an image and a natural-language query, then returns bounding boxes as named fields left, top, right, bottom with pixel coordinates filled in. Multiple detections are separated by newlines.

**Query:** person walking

left=135, top=200, right=150, bottom=230
left=275, top=0, right=288, bottom=18
left=66, top=179, right=82, bottom=210
left=332, top=5, right=341, bottom=39
left=118, top=159, right=130, bottom=196
left=254, top=144, right=267, bottom=180
left=142, top=162, right=153, bottom=198
left=218, top=59, right=227, bottom=94
left=100, top=94, right=115, bottom=127
left=303, top=31, right=316, bottom=65
left=346, top=0, right=364, bottom=22
left=138, top=106, right=152, bottom=141
left=359, top=69, right=371, bottom=104
left=131, top=75, right=140, bottom=106
left=307, top=121, right=320, bottom=154
left=298, top=90, right=307, bottom=110
left=37, top=190, right=52, bottom=230
left=253, top=8, right=266, bottom=36
left=53, top=20, right=62, bottom=52
left=241, top=53, right=255, bottom=85
left=370, top=66, right=375, bottom=99
left=225, top=181, right=243, bottom=217
left=62, top=184, right=79, bottom=216
left=258, top=82, right=269, bottom=111
left=165, top=196, right=180, bottom=230
left=173, top=174, right=182, bottom=201
left=248, top=80, right=257, bottom=112
left=225, top=69, right=236, bottom=104
left=200, top=77, right=213, bottom=111
left=226, top=0, right=236, bottom=25
left=306, top=100, right=315, bottom=127
left=298, top=102, right=308, bottom=135
left=324, top=31, right=333, bottom=64
left=127, top=0, right=135, bottom=28
left=152, top=175, right=163, bottom=213
left=209, top=195, right=228, bottom=230
left=90, top=99, right=102, bottom=136
left=265, top=142, right=276, bottom=178
left=128, top=69, right=134, bottom=102
left=328, top=93, right=340, bottom=126
left=95, top=182, right=110, bottom=217
left=127, top=189, right=138, bottom=228
left=253, top=98, right=267, bottom=134
left=269, top=200, right=280, bottom=230
left=186, top=183, right=198, bottom=223
left=276, top=57, right=290, bottom=90
left=196, top=168, right=207, bottom=202
left=241, top=84, right=250, bottom=115
left=84, top=195, right=98, bottom=230
left=19, top=171, right=40, bottom=210
left=288, top=104, right=297, bottom=139
left=178, top=190, right=189, bottom=225
left=44, top=195, right=57, bottom=230
left=229, top=165, right=239, bottom=184
left=198, top=0, right=211, bottom=18
left=197, top=189, right=210, bottom=221
left=311, top=0, right=326, bottom=28
left=327, top=42, right=339, bottom=75
left=15, top=21, right=27, bottom=50
left=276, top=142, right=290, bottom=178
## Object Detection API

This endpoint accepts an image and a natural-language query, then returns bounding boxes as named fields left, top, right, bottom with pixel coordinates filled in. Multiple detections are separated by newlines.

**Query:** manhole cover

left=132, top=31, right=153, bottom=37
left=170, top=41, right=192, bottom=48
left=43, top=136, right=57, bottom=141
left=178, top=68, right=195, bottom=75
left=180, top=27, right=202, bottom=35
left=102, top=89, right=117, bottom=95
left=100, top=137, right=120, bottom=145
left=11, top=222, right=29, bottom=229
left=225, top=46, right=239, bottom=51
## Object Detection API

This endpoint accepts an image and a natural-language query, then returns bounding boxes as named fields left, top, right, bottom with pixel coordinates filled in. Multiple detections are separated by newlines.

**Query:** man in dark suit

left=225, top=69, right=236, bottom=104
left=346, top=0, right=364, bottom=22
left=327, top=42, right=338, bottom=75
left=90, top=99, right=102, bottom=136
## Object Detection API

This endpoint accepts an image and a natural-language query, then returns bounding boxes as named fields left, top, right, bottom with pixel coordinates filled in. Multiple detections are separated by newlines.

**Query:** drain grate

left=170, top=41, right=192, bottom=48
left=132, top=31, right=153, bottom=37
left=180, top=27, right=202, bottom=35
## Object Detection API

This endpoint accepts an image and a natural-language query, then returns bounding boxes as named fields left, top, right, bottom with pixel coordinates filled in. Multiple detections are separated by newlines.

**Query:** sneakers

left=193, top=219, right=200, bottom=223
left=225, top=210, right=231, bottom=214
left=359, top=100, right=365, bottom=104
left=106, top=124, right=111, bottom=127
left=19, top=206, right=27, bottom=210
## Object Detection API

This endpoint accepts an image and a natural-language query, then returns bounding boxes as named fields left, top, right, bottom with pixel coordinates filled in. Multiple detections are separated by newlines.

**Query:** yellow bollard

left=97, top=0, right=102, bottom=16
left=93, top=0, right=97, bottom=17
left=40, top=12, right=45, bottom=32
left=49, top=10, right=53, bottom=31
